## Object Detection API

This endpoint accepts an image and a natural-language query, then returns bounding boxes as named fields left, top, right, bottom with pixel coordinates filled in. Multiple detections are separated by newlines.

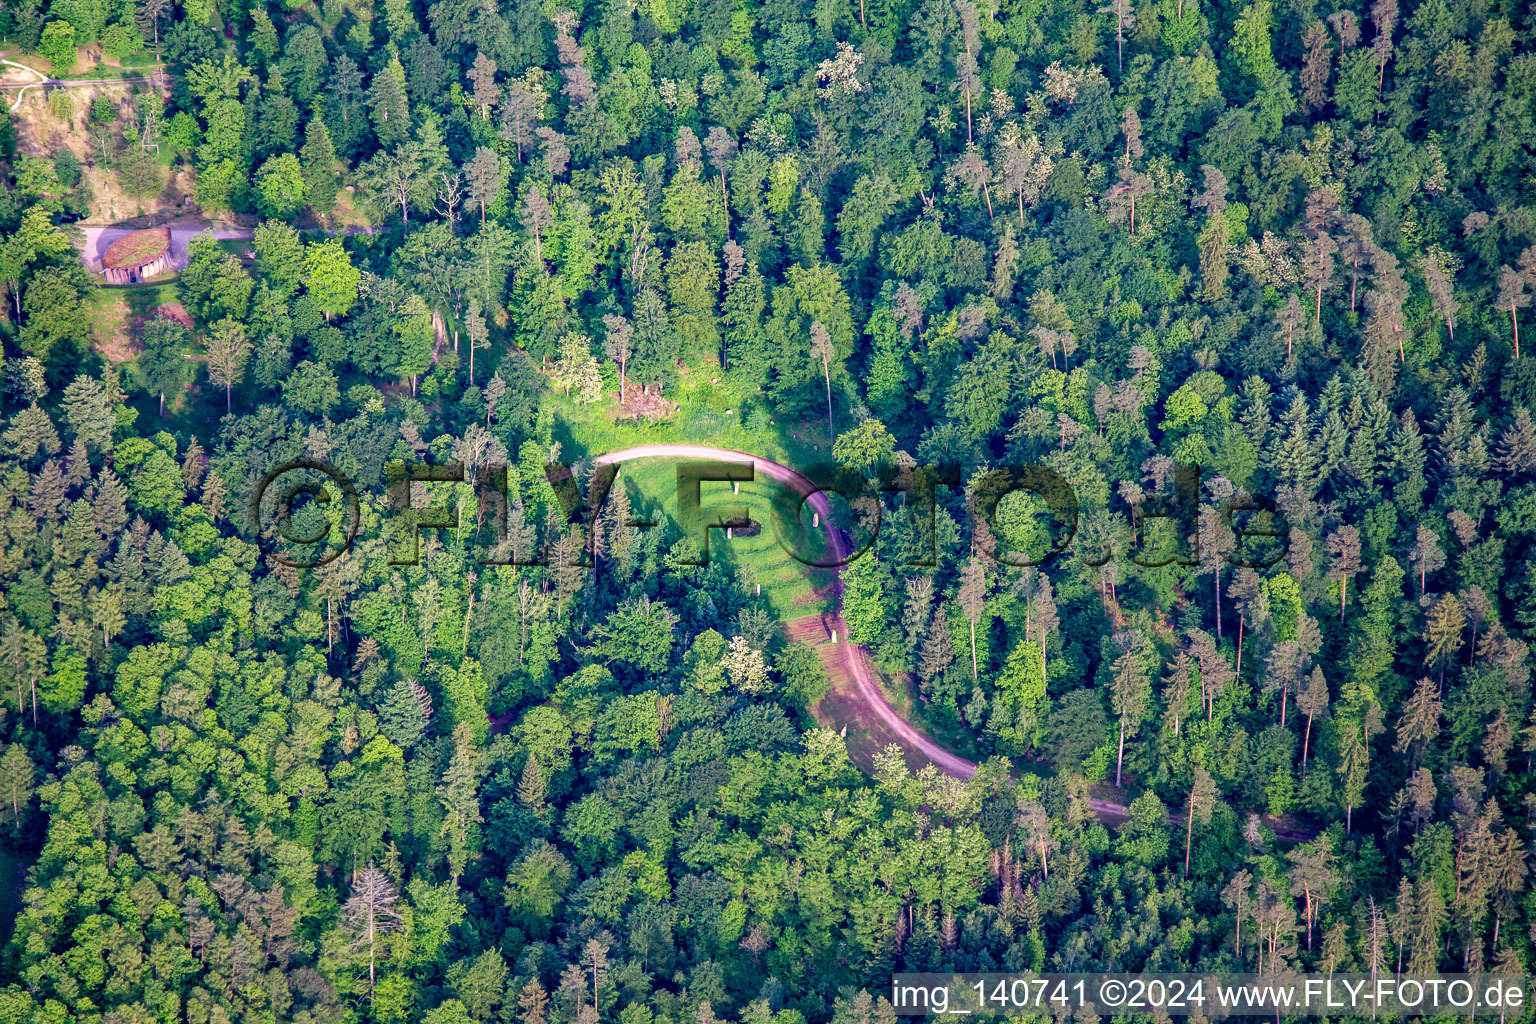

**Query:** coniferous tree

left=1109, top=647, right=1147, bottom=788
left=438, top=723, right=483, bottom=884
left=341, top=864, right=402, bottom=995
left=379, top=676, right=432, bottom=749
left=1297, top=667, right=1328, bottom=772
left=0, top=743, right=35, bottom=827
left=1183, top=766, right=1218, bottom=877
left=368, top=58, right=412, bottom=149
left=300, top=115, right=341, bottom=215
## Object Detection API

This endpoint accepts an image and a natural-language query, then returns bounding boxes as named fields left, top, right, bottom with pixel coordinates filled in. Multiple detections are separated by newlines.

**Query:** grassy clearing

left=548, top=357, right=839, bottom=469
left=87, top=282, right=179, bottom=361
left=607, top=455, right=835, bottom=619
left=545, top=355, right=853, bottom=617
left=551, top=370, right=775, bottom=459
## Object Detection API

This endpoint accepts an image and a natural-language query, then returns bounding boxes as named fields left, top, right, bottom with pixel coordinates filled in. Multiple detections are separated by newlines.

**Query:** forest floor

left=3, top=48, right=184, bottom=225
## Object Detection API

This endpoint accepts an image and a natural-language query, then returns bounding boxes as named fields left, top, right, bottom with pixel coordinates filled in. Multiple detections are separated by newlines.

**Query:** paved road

left=78, top=223, right=379, bottom=276
left=79, top=224, right=254, bottom=274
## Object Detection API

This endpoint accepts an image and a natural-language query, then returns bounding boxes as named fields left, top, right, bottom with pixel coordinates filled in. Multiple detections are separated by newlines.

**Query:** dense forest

left=1, top=0, right=1536, bottom=1015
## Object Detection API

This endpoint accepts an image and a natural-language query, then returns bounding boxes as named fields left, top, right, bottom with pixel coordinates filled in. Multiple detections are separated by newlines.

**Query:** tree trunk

left=1116, top=720, right=1125, bottom=788
left=969, top=619, right=978, bottom=685
left=1512, top=304, right=1521, bottom=361
left=720, top=171, right=730, bottom=235
left=1236, top=614, right=1244, bottom=681
left=1302, top=713, right=1313, bottom=774
left=1183, top=796, right=1195, bottom=877
left=1213, top=570, right=1222, bottom=637
left=822, top=358, right=835, bottom=447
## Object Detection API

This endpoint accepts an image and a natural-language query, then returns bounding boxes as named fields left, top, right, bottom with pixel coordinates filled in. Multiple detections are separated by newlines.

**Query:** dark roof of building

left=101, top=227, right=171, bottom=271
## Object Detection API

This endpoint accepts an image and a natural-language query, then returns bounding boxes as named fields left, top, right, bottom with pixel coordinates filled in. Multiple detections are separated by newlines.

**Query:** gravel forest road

left=592, top=444, right=979, bottom=778
left=528, top=444, right=1317, bottom=842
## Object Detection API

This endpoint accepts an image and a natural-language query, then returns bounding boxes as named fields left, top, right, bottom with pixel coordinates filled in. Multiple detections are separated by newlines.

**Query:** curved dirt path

left=526, top=444, right=1316, bottom=843
left=592, top=444, right=977, bottom=777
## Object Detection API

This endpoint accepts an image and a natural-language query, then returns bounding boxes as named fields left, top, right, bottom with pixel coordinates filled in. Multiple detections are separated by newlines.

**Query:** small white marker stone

left=812, top=512, right=819, bottom=527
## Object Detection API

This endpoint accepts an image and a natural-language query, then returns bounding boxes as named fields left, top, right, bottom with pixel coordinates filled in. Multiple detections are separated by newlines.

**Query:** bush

left=117, top=147, right=164, bottom=200
left=38, top=20, right=76, bottom=73
left=101, top=20, right=143, bottom=60
left=47, top=90, right=76, bottom=122
left=254, top=153, right=306, bottom=218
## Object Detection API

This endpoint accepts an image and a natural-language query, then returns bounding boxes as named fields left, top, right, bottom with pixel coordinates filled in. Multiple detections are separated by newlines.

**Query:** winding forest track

left=591, top=444, right=979, bottom=781
left=552, top=445, right=1317, bottom=842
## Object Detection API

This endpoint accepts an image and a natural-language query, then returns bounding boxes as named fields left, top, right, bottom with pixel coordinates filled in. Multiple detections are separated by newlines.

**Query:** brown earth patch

left=91, top=292, right=135, bottom=362
left=152, top=302, right=193, bottom=329
left=616, top=384, right=678, bottom=421
left=785, top=613, right=940, bottom=774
